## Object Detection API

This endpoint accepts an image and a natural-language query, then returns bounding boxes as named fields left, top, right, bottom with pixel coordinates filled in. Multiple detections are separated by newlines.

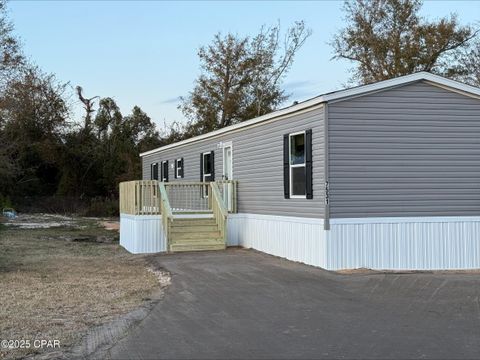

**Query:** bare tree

left=76, top=85, right=99, bottom=133
left=454, top=38, right=480, bottom=86
left=250, top=21, right=312, bottom=116
left=179, top=21, right=312, bottom=136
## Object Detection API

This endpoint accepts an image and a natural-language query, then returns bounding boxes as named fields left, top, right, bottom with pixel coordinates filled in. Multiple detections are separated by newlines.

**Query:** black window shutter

left=150, top=163, right=154, bottom=180
left=165, top=160, right=169, bottom=182
left=156, top=163, right=159, bottom=180
left=305, top=129, right=313, bottom=199
left=210, top=150, right=215, bottom=181
left=174, top=159, right=177, bottom=179
left=200, top=154, right=204, bottom=182
left=283, top=134, right=290, bottom=199
left=180, top=157, right=184, bottom=178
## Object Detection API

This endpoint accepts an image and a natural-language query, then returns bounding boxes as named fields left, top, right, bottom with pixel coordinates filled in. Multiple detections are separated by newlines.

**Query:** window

left=151, top=163, right=159, bottom=180
left=283, top=130, right=312, bottom=199
left=200, top=151, right=214, bottom=197
left=161, top=160, right=168, bottom=182
left=175, top=158, right=183, bottom=179
left=289, top=132, right=306, bottom=197
left=203, top=152, right=213, bottom=181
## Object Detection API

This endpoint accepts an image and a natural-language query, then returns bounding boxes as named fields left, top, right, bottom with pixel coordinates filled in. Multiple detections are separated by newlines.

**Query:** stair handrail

left=210, top=182, right=228, bottom=243
left=159, top=182, right=173, bottom=240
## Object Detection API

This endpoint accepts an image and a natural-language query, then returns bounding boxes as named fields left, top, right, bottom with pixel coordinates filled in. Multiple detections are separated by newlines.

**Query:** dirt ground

left=0, top=214, right=167, bottom=359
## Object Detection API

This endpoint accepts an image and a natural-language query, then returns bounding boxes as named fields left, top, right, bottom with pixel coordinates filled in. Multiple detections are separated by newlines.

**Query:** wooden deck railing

left=210, top=182, right=228, bottom=243
left=119, top=180, right=236, bottom=250
left=159, top=182, right=173, bottom=238
left=119, top=180, right=160, bottom=215
left=164, top=182, right=210, bottom=212
left=164, top=180, right=237, bottom=213
left=215, top=180, right=238, bottom=213
left=119, top=180, right=237, bottom=215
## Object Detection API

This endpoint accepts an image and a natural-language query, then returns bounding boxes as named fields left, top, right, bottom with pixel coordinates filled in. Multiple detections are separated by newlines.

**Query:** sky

left=8, top=1, right=480, bottom=129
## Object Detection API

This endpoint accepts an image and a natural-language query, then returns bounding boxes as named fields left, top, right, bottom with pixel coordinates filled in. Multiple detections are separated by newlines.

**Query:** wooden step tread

left=170, top=238, right=224, bottom=245
left=169, top=243, right=226, bottom=252
left=172, top=219, right=217, bottom=226
left=170, top=225, right=219, bottom=233
left=170, top=231, right=221, bottom=239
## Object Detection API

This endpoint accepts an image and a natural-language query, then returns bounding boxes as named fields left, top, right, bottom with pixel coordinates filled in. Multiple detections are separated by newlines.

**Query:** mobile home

left=120, top=72, right=480, bottom=270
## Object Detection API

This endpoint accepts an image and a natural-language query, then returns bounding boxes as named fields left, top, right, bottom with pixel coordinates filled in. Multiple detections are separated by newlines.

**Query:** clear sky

left=8, top=1, right=480, bottom=129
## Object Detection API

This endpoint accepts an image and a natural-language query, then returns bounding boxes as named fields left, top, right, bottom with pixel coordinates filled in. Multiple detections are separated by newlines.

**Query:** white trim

left=151, top=162, right=159, bottom=180
left=202, top=151, right=213, bottom=179
left=290, top=195, right=307, bottom=199
left=175, top=158, right=183, bottom=179
left=425, top=80, right=480, bottom=100
left=230, top=212, right=324, bottom=225
left=320, top=72, right=480, bottom=102
left=160, top=160, right=168, bottom=182
left=330, top=216, right=480, bottom=225
left=202, top=152, right=213, bottom=198
left=140, top=72, right=480, bottom=157
left=289, top=131, right=306, bottom=198
left=140, top=104, right=324, bottom=157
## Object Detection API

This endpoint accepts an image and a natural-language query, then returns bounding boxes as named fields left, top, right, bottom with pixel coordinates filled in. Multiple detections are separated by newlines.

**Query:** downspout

left=323, top=102, right=330, bottom=231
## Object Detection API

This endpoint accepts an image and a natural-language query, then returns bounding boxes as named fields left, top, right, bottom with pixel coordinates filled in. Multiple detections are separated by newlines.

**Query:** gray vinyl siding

left=328, top=80, right=480, bottom=218
left=143, top=106, right=325, bottom=218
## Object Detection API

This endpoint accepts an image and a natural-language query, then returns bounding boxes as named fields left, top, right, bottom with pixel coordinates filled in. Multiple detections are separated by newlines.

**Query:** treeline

left=0, top=3, right=312, bottom=215
left=0, top=67, right=164, bottom=214
left=0, top=0, right=165, bottom=214
left=1, top=0, right=479, bottom=215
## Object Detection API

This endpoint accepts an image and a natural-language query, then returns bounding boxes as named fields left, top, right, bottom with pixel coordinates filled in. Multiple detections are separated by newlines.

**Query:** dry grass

left=0, top=220, right=160, bottom=359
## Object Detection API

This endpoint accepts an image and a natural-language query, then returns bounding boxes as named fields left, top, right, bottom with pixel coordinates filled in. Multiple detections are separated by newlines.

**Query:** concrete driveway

left=109, top=249, right=480, bottom=359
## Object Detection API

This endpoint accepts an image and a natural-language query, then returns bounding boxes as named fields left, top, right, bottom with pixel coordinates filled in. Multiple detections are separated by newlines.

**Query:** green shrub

left=0, top=194, right=13, bottom=209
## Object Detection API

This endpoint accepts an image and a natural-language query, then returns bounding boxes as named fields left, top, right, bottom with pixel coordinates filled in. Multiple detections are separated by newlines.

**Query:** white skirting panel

left=326, top=216, right=480, bottom=271
left=120, top=214, right=166, bottom=254
left=228, top=214, right=480, bottom=271
left=227, top=213, right=327, bottom=268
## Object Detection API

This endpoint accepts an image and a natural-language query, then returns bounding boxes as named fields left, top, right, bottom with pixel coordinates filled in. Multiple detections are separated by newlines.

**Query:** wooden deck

left=119, top=180, right=237, bottom=252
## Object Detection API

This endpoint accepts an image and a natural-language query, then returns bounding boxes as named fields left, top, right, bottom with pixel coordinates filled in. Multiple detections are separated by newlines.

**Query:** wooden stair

left=168, top=215, right=226, bottom=252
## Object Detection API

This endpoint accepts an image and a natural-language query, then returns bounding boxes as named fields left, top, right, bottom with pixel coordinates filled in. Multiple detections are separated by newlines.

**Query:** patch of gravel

left=4, top=213, right=81, bottom=229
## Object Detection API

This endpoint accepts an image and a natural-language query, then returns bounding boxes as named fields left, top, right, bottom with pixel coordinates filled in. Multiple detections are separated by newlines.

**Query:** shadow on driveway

left=109, top=248, right=480, bottom=359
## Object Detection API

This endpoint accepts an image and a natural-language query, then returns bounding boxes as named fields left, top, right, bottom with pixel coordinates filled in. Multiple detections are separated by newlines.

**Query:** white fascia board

left=140, top=100, right=325, bottom=157
left=322, top=71, right=480, bottom=102
left=141, top=72, right=480, bottom=157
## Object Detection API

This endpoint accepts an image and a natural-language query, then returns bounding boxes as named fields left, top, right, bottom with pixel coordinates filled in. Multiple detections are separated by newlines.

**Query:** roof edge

left=141, top=72, right=480, bottom=157
left=322, top=71, right=480, bottom=103
left=140, top=98, right=325, bottom=157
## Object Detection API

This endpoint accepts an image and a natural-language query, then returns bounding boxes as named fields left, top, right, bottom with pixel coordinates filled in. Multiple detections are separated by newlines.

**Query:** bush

left=12, top=195, right=119, bottom=217
left=84, top=197, right=119, bottom=217
left=0, top=194, right=13, bottom=209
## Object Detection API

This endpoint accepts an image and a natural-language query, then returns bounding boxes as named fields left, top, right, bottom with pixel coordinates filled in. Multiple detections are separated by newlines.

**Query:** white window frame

left=151, top=162, right=159, bottom=180
left=289, top=131, right=306, bottom=199
left=175, top=158, right=183, bottom=179
left=202, top=152, right=213, bottom=182
left=161, top=160, right=168, bottom=182
left=202, top=151, right=213, bottom=198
